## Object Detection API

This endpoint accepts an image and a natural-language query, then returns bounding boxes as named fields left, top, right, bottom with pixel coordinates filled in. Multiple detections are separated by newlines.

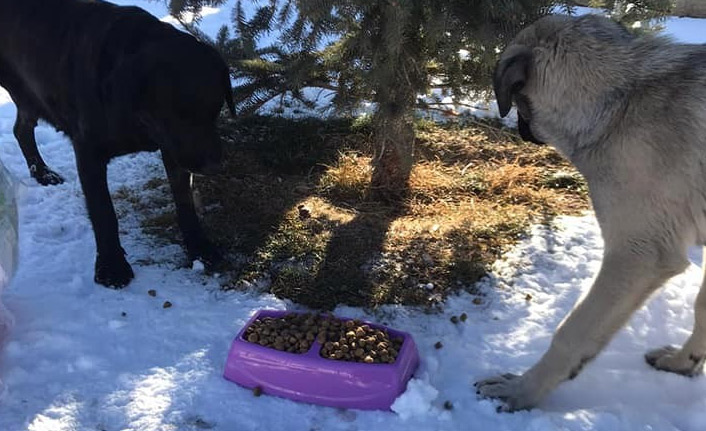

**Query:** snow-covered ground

left=1, top=3, right=706, bottom=431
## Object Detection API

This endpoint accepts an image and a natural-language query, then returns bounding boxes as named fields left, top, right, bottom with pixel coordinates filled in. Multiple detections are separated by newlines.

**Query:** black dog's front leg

left=13, top=109, right=65, bottom=186
left=75, top=147, right=134, bottom=288
left=162, top=152, right=221, bottom=267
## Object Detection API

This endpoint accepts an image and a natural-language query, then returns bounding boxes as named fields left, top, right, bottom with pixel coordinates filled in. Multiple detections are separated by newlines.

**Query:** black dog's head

left=108, top=33, right=234, bottom=174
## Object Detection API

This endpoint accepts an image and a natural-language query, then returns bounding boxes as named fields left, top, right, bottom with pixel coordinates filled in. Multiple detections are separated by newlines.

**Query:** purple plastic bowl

left=223, top=309, right=420, bottom=410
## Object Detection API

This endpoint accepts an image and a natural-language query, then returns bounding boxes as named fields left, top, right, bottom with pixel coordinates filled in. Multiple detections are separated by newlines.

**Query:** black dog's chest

left=71, top=128, right=160, bottom=160
left=103, top=136, right=159, bottom=158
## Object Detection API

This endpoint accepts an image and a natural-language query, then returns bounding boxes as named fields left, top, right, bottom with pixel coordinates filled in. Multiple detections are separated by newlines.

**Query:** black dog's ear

left=209, top=44, right=236, bottom=117
left=494, top=46, right=532, bottom=118
left=223, top=67, right=236, bottom=117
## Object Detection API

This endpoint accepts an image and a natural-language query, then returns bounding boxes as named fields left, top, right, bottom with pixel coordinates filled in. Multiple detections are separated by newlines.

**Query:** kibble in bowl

left=243, top=313, right=318, bottom=354
left=242, top=312, right=405, bottom=364
left=318, top=318, right=404, bottom=364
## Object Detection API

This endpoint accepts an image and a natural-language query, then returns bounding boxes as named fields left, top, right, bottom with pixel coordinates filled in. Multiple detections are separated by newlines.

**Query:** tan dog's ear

left=494, top=46, right=532, bottom=118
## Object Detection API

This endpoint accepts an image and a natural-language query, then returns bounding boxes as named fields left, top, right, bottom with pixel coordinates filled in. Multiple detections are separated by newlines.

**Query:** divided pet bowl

left=224, top=309, right=420, bottom=410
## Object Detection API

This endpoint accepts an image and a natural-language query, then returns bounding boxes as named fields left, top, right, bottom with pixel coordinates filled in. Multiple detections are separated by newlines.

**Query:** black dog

left=0, top=0, right=234, bottom=287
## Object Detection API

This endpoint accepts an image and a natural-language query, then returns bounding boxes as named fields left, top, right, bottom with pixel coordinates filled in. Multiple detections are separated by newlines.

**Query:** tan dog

left=476, top=14, right=706, bottom=411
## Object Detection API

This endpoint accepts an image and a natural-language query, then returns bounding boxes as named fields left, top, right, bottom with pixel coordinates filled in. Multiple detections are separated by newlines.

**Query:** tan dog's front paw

left=475, top=373, right=543, bottom=412
left=645, top=345, right=706, bottom=377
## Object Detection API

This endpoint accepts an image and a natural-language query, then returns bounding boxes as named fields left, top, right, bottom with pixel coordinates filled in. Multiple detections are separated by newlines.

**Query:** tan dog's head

left=494, top=14, right=636, bottom=155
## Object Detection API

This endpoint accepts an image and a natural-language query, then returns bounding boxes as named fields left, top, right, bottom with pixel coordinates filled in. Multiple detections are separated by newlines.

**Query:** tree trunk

left=370, top=103, right=415, bottom=202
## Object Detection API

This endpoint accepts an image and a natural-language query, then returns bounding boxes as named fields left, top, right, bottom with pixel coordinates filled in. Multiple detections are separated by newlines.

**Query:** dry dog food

left=243, top=313, right=404, bottom=363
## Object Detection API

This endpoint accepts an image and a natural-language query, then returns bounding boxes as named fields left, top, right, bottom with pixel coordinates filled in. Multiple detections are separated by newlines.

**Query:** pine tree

left=164, top=1, right=337, bottom=115
left=254, top=0, right=555, bottom=199
left=165, top=0, right=555, bottom=199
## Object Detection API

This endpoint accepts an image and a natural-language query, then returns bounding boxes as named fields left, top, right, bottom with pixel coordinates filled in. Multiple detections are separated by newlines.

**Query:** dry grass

left=123, top=115, right=589, bottom=310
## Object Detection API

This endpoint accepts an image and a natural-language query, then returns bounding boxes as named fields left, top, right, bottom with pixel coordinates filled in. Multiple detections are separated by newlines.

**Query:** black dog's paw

left=30, top=164, right=64, bottom=186
left=94, top=252, right=134, bottom=288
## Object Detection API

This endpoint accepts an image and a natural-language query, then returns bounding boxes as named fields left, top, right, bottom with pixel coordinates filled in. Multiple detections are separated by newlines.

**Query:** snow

left=191, top=260, right=205, bottom=272
left=0, top=4, right=705, bottom=431
left=391, top=379, right=442, bottom=421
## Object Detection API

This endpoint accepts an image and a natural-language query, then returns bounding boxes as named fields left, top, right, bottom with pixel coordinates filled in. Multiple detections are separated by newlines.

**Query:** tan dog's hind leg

left=645, top=248, right=706, bottom=376
left=477, top=247, right=687, bottom=411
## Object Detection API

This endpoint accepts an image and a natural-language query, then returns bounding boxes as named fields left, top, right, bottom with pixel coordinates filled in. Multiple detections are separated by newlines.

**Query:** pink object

left=224, top=309, right=420, bottom=410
